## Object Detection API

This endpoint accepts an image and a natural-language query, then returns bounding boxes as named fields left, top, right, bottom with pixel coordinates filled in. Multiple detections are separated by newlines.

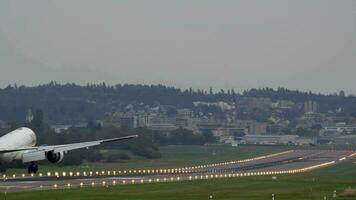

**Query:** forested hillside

left=0, top=82, right=355, bottom=123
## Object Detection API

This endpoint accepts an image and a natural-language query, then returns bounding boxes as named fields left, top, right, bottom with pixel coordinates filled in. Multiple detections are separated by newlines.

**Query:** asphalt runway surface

left=0, top=149, right=354, bottom=192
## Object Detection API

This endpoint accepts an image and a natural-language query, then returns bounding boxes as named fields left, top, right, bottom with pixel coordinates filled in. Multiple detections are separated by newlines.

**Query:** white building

left=241, top=135, right=299, bottom=145
left=322, top=123, right=356, bottom=134
left=304, top=101, right=320, bottom=114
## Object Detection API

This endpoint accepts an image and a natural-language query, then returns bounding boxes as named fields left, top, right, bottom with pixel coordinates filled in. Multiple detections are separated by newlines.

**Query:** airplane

left=0, top=127, right=138, bottom=174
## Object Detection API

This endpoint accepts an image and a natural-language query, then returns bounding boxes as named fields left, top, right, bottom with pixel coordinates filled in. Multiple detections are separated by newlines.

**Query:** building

left=334, top=135, right=356, bottom=145
left=295, top=138, right=315, bottom=145
left=175, top=117, right=193, bottom=130
left=149, top=123, right=178, bottom=132
left=51, top=125, right=71, bottom=134
left=193, top=101, right=234, bottom=111
left=236, top=97, right=272, bottom=110
left=233, top=120, right=267, bottom=135
left=177, top=108, right=194, bottom=118
left=297, top=112, right=321, bottom=129
left=213, top=127, right=248, bottom=138
left=322, top=123, right=356, bottom=134
left=241, top=135, right=299, bottom=145
left=119, top=115, right=137, bottom=129
left=304, top=101, right=320, bottom=114
left=137, top=112, right=150, bottom=127
left=195, top=119, right=221, bottom=131
left=272, top=100, right=295, bottom=109
left=249, top=122, right=267, bottom=135
left=51, top=123, right=88, bottom=133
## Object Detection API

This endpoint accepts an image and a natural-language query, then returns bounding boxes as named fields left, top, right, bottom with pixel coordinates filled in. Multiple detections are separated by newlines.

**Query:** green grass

left=5, top=159, right=356, bottom=200
left=5, top=145, right=290, bottom=175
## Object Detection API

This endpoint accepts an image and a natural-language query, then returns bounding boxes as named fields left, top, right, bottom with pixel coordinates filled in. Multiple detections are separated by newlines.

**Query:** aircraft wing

left=20, top=134, right=138, bottom=163
left=0, top=147, right=38, bottom=153
left=38, top=135, right=138, bottom=153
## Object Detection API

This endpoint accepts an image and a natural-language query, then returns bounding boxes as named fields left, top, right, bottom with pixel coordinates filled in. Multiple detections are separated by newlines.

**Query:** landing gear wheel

left=0, top=165, right=6, bottom=174
left=28, top=162, right=38, bottom=174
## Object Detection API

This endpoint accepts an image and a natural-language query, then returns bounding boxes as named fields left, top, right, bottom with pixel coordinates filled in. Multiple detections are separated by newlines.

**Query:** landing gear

left=28, top=162, right=38, bottom=174
left=0, top=165, right=6, bottom=174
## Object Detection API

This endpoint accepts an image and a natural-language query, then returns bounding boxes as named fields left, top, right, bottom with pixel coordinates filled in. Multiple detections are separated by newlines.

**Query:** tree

left=9, top=121, right=19, bottom=131
left=295, top=128, right=309, bottom=136
left=201, top=129, right=216, bottom=143
left=209, top=87, right=213, bottom=95
left=29, top=109, right=44, bottom=132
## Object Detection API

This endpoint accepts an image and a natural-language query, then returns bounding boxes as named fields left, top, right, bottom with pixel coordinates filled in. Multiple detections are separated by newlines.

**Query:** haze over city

left=0, top=0, right=355, bottom=93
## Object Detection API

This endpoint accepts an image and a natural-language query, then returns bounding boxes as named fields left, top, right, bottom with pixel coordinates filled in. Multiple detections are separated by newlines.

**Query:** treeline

left=0, top=82, right=355, bottom=123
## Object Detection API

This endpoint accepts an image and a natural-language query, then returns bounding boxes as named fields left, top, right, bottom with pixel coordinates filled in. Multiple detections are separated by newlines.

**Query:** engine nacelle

left=46, top=151, right=64, bottom=163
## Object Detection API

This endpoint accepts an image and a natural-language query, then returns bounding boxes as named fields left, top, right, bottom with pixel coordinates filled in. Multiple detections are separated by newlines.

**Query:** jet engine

left=46, top=151, right=64, bottom=163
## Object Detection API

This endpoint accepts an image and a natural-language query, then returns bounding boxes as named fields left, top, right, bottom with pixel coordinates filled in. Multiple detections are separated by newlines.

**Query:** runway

left=1, top=149, right=355, bottom=192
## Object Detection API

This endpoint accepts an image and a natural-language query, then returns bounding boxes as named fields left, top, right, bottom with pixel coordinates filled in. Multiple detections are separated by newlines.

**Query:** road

left=0, top=149, right=354, bottom=192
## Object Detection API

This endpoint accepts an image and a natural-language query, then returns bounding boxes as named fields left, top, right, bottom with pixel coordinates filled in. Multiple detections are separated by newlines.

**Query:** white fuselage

left=0, top=127, right=36, bottom=163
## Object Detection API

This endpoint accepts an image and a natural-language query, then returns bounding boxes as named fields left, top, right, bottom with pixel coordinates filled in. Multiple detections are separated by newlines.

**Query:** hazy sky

left=0, top=0, right=355, bottom=94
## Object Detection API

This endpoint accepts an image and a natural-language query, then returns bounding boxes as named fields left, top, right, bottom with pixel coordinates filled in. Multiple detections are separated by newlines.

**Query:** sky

left=0, top=0, right=355, bottom=94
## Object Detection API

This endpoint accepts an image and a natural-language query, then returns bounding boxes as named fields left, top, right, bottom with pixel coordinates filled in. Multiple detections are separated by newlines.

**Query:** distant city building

left=51, top=123, right=88, bottom=133
left=137, top=113, right=150, bottom=127
left=272, top=100, right=295, bottom=109
left=119, top=115, right=137, bottom=129
left=51, top=125, right=71, bottom=134
left=175, top=117, right=193, bottom=129
left=304, top=101, right=320, bottom=114
left=233, top=120, right=267, bottom=135
left=219, top=135, right=235, bottom=144
left=177, top=108, right=194, bottom=118
left=249, top=122, right=268, bottom=135
left=241, top=134, right=299, bottom=145
left=195, top=119, right=221, bottom=131
left=297, top=112, right=321, bottom=129
left=295, top=138, right=315, bottom=145
left=236, top=97, right=272, bottom=110
left=334, top=135, right=356, bottom=145
left=322, top=122, right=356, bottom=134
left=193, top=101, right=234, bottom=111
left=213, top=127, right=248, bottom=138
left=149, top=123, right=177, bottom=132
